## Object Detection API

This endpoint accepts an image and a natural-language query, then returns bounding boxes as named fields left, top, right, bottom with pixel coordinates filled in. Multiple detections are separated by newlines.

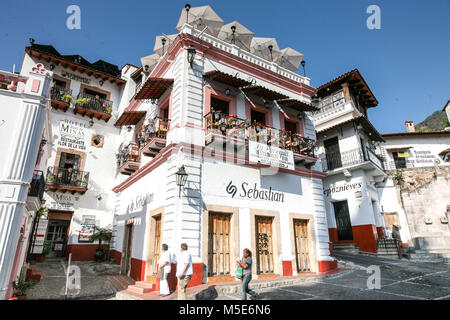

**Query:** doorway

left=293, top=219, right=310, bottom=272
left=255, top=216, right=274, bottom=274
left=208, top=212, right=231, bottom=277
left=121, top=223, right=133, bottom=275
left=324, top=137, right=342, bottom=170
left=45, top=220, right=70, bottom=258
left=151, top=215, right=162, bottom=275
left=333, top=201, right=353, bottom=241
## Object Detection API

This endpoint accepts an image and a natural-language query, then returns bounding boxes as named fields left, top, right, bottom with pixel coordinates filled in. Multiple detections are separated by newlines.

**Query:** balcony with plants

left=116, top=143, right=141, bottom=175
left=136, top=117, right=171, bottom=157
left=45, top=166, right=89, bottom=194
left=321, top=146, right=385, bottom=173
left=204, top=111, right=318, bottom=165
left=74, top=92, right=113, bottom=122
left=50, top=85, right=73, bottom=112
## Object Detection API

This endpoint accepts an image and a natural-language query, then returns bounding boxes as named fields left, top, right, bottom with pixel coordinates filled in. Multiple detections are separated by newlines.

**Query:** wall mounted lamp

left=175, top=165, right=188, bottom=197
left=187, top=45, right=196, bottom=68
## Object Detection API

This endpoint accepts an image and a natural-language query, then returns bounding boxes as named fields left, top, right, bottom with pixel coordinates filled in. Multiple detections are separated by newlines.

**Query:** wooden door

left=122, top=224, right=133, bottom=275
left=324, top=137, right=342, bottom=170
left=293, top=219, right=310, bottom=272
left=208, top=212, right=231, bottom=276
left=152, top=215, right=162, bottom=275
left=255, top=216, right=274, bottom=274
left=333, top=201, right=353, bottom=241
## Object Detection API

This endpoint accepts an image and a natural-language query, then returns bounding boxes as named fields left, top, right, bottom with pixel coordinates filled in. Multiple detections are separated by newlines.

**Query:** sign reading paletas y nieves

left=249, top=141, right=295, bottom=170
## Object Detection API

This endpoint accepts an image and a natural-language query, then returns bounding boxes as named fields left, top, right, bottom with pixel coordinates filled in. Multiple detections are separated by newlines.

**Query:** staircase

left=376, top=239, right=401, bottom=257
left=332, top=243, right=360, bottom=255
left=408, top=249, right=450, bottom=263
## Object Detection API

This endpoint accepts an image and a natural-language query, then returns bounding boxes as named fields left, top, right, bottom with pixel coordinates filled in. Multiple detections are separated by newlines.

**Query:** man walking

left=176, top=243, right=193, bottom=300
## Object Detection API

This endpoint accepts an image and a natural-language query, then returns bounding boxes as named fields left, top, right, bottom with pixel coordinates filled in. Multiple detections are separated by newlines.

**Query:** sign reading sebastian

left=226, top=181, right=285, bottom=202
left=249, top=140, right=294, bottom=170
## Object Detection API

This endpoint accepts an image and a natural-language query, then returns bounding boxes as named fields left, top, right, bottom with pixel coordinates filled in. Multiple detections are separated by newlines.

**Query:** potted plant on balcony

left=228, top=114, right=238, bottom=126
left=104, top=106, right=112, bottom=113
left=90, top=226, right=112, bottom=262
left=46, top=174, right=55, bottom=185
left=61, top=94, right=73, bottom=104
left=212, top=109, right=222, bottom=121
left=81, top=177, right=88, bottom=187
left=76, top=98, right=89, bottom=106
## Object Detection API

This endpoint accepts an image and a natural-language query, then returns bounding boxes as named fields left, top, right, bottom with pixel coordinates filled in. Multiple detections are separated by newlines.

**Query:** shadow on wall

left=260, top=172, right=302, bottom=195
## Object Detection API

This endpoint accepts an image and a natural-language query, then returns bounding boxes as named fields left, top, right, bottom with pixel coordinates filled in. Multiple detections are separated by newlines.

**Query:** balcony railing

left=28, top=170, right=45, bottom=202
left=46, top=167, right=90, bottom=190
left=50, top=85, right=73, bottom=104
left=322, top=147, right=385, bottom=171
left=116, top=143, right=140, bottom=168
left=136, top=117, right=171, bottom=149
left=204, top=112, right=317, bottom=157
left=75, top=92, right=113, bottom=115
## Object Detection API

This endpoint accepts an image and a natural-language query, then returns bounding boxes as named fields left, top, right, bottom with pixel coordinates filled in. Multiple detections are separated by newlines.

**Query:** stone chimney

left=405, top=120, right=415, bottom=132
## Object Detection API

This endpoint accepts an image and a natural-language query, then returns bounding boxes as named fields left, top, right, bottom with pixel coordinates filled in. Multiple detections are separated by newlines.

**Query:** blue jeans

left=242, top=273, right=257, bottom=300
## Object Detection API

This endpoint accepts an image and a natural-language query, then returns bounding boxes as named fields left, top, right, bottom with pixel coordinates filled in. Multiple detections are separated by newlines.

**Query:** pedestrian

left=236, top=248, right=259, bottom=300
left=176, top=242, right=193, bottom=300
left=158, top=243, right=171, bottom=297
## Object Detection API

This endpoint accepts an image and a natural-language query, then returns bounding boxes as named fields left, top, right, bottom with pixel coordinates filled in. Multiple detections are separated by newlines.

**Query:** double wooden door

left=151, top=215, right=162, bottom=275
left=293, top=219, right=310, bottom=272
left=255, top=216, right=274, bottom=275
left=208, top=212, right=231, bottom=276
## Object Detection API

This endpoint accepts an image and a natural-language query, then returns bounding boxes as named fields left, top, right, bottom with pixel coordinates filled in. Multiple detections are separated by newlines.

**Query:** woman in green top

left=236, top=248, right=259, bottom=300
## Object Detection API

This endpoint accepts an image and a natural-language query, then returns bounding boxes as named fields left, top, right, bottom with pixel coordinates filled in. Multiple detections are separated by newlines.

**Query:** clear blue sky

left=2, top=0, right=449, bottom=133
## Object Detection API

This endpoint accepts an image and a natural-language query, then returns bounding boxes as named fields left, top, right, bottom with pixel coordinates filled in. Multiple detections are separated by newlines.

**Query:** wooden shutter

left=294, top=219, right=310, bottom=272
left=208, top=212, right=231, bottom=276
left=255, top=216, right=274, bottom=274
left=152, top=216, right=161, bottom=275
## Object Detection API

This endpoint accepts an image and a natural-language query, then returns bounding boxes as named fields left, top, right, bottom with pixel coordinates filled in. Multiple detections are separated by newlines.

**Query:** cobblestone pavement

left=27, top=258, right=119, bottom=300
left=214, top=254, right=450, bottom=300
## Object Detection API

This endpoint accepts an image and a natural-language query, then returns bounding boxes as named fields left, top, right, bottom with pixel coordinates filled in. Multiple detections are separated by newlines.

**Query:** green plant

left=89, top=226, right=112, bottom=250
left=37, top=206, right=49, bottom=218
left=81, top=178, right=88, bottom=186
left=61, top=94, right=73, bottom=103
left=105, top=107, right=112, bottom=113
left=76, top=98, right=89, bottom=106
left=392, top=170, right=404, bottom=184
left=47, top=175, right=55, bottom=184
left=42, top=243, right=51, bottom=256
left=13, top=267, right=36, bottom=297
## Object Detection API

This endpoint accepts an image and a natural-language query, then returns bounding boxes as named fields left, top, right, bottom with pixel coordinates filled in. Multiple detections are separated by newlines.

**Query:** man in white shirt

left=176, top=243, right=193, bottom=300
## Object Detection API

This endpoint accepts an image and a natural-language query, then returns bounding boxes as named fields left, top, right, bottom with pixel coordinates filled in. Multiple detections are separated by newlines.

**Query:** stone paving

left=27, top=258, right=119, bottom=300
left=212, top=254, right=450, bottom=300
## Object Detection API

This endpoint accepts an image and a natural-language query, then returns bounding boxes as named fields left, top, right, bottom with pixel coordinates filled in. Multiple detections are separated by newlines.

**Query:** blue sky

left=2, top=0, right=449, bottom=133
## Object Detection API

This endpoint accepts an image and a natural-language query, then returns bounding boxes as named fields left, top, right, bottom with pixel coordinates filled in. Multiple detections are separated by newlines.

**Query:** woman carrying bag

left=236, top=248, right=259, bottom=300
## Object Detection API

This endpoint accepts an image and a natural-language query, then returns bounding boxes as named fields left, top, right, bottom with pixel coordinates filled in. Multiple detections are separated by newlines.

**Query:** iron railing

left=322, top=147, right=385, bottom=171
left=136, top=117, right=171, bottom=148
left=75, top=92, right=113, bottom=115
left=50, top=85, right=73, bottom=104
left=28, top=170, right=45, bottom=202
left=46, top=166, right=89, bottom=189
left=116, top=143, right=140, bottom=168
left=204, top=112, right=317, bottom=157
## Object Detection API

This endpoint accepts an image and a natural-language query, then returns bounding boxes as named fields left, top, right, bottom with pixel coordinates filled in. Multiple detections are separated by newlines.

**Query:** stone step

left=127, top=284, right=155, bottom=294
left=135, top=281, right=156, bottom=288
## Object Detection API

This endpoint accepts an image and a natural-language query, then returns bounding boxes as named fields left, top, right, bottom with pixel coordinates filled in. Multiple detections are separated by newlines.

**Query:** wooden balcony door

left=208, top=212, right=231, bottom=276
left=151, top=215, right=162, bottom=275
left=293, top=219, right=310, bottom=273
left=255, top=216, right=274, bottom=274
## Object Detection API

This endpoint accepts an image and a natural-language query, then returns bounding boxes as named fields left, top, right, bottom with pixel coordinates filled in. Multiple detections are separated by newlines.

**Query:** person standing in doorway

left=176, top=243, right=193, bottom=300
left=158, top=243, right=171, bottom=297
left=236, top=248, right=259, bottom=300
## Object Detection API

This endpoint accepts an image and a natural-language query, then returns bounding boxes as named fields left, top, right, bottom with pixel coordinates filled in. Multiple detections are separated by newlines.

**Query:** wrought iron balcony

left=322, top=147, right=385, bottom=172
left=74, top=92, right=113, bottom=122
left=137, top=117, right=170, bottom=157
left=204, top=112, right=318, bottom=158
left=50, top=85, right=73, bottom=111
left=46, top=166, right=89, bottom=194
left=116, top=143, right=141, bottom=175
left=28, top=170, right=45, bottom=202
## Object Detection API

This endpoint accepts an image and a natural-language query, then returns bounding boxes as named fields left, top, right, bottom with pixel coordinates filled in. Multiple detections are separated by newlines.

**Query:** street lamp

left=187, top=45, right=196, bottom=68
left=175, top=165, right=188, bottom=197
left=301, top=60, right=306, bottom=76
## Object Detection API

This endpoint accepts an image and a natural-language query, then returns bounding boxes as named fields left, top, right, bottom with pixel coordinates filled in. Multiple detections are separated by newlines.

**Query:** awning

left=317, top=115, right=385, bottom=142
left=277, top=99, right=318, bottom=112
left=135, top=77, right=173, bottom=100
left=204, top=70, right=252, bottom=88
left=114, top=111, right=146, bottom=126
left=241, top=85, right=288, bottom=101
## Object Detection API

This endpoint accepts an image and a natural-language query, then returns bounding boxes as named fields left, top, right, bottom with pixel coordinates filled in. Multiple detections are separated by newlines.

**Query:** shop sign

left=46, top=193, right=76, bottom=211
left=324, top=182, right=362, bottom=197
left=128, top=193, right=154, bottom=213
left=60, top=71, right=91, bottom=84
left=57, top=119, right=88, bottom=151
left=32, top=218, right=48, bottom=254
left=249, top=141, right=294, bottom=170
left=226, top=181, right=285, bottom=203
left=414, top=150, right=437, bottom=164
left=78, top=224, right=95, bottom=242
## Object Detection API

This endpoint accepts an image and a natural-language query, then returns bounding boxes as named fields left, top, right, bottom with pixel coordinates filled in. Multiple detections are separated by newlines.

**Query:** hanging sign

left=397, top=151, right=410, bottom=158
left=32, top=218, right=49, bottom=254
left=249, top=140, right=294, bottom=170
left=78, top=224, right=95, bottom=242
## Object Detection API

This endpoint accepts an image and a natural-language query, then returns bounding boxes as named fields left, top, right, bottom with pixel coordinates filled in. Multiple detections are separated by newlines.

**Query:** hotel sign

left=249, top=141, right=294, bottom=170
left=57, top=119, right=87, bottom=151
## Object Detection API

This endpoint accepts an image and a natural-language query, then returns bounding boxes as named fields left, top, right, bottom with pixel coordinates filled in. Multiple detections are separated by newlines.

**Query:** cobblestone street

left=213, top=254, right=450, bottom=300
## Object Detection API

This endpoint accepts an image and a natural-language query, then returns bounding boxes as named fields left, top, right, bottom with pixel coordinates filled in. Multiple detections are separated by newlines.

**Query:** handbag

left=236, top=266, right=243, bottom=279
left=156, top=267, right=164, bottom=280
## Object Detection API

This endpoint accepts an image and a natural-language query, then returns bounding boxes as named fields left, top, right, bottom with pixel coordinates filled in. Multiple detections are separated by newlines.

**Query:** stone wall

left=389, top=166, right=450, bottom=250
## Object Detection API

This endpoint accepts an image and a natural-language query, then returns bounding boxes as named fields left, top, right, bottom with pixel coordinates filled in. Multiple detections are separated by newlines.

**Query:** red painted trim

left=187, top=263, right=203, bottom=288
left=67, top=244, right=109, bottom=261
left=282, top=261, right=293, bottom=276
left=352, top=224, right=378, bottom=253
left=318, top=260, right=338, bottom=273
left=158, top=91, right=172, bottom=119
left=376, top=227, right=385, bottom=239
left=280, top=112, right=304, bottom=136
left=109, top=249, right=122, bottom=265
left=204, top=86, right=237, bottom=115
left=130, top=258, right=146, bottom=281
left=328, top=228, right=338, bottom=243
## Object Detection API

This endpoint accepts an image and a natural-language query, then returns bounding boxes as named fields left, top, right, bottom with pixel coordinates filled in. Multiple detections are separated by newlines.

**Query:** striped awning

left=204, top=70, right=252, bottom=88
left=114, top=111, right=146, bottom=126
left=135, top=77, right=173, bottom=100
left=241, top=85, right=288, bottom=101
left=277, top=99, right=318, bottom=112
